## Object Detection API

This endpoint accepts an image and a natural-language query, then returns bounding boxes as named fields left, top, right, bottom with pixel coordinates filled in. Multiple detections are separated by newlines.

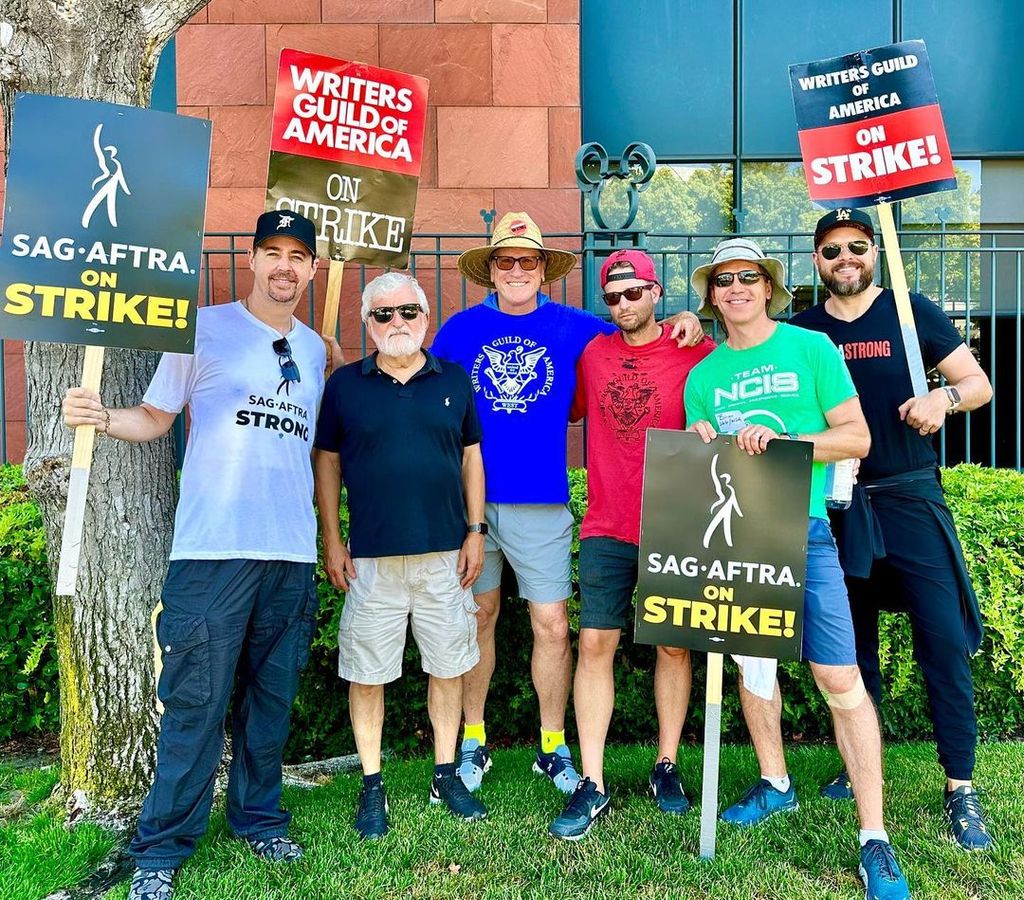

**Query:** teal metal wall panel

left=152, top=40, right=177, bottom=112
left=742, top=0, right=892, bottom=157
left=582, top=0, right=734, bottom=157
left=904, top=0, right=1024, bottom=154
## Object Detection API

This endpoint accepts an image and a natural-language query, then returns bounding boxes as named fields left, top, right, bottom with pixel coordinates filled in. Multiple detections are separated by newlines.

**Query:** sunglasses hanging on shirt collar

left=273, top=337, right=301, bottom=396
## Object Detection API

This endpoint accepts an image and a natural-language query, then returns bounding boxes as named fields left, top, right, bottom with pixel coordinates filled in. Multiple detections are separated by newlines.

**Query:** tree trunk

left=1, top=0, right=210, bottom=820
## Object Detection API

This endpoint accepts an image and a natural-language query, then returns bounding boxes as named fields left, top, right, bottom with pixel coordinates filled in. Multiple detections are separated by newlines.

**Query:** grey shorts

left=473, top=502, right=573, bottom=603
left=338, top=550, right=480, bottom=685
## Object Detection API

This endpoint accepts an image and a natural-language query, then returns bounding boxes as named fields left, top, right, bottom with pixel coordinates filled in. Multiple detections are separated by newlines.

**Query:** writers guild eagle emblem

left=472, top=341, right=553, bottom=413
left=601, top=372, right=661, bottom=439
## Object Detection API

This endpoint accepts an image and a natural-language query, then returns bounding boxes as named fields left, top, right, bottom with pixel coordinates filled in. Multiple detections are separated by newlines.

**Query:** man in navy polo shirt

left=794, top=207, right=995, bottom=851
left=314, top=272, right=488, bottom=840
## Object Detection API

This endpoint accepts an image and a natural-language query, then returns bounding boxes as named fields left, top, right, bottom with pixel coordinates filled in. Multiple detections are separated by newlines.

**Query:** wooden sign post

left=698, top=651, right=724, bottom=859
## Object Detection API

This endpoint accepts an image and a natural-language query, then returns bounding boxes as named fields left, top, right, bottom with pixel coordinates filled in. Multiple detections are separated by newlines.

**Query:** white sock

left=762, top=774, right=790, bottom=793
left=859, top=828, right=890, bottom=846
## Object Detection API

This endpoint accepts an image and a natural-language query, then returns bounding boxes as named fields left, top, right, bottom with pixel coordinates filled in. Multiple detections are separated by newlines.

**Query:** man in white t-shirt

left=62, top=211, right=340, bottom=900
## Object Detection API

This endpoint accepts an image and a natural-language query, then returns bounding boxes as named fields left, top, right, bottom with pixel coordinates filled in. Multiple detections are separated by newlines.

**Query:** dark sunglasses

left=712, top=270, right=768, bottom=288
left=819, top=240, right=872, bottom=260
left=368, top=304, right=423, bottom=324
left=491, top=254, right=543, bottom=271
left=602, top=284, right=655, bottom=306
left=273, top=337, right=301, bottom=394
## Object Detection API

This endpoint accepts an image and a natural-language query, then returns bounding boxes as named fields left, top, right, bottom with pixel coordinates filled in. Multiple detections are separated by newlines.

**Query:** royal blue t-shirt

left=792, top=289, right=963, bottom=480
left=314, top=351, right=481, bottom=558
left=431, top=293, right=613, bottom=503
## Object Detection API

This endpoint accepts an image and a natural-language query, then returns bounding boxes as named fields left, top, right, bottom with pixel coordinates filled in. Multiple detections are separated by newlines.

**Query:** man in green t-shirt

left=684, top=238, right=910, bottom=900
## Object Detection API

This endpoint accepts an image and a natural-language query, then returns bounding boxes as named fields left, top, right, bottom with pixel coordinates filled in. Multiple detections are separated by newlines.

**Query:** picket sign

left=56, top=345, right=105, bottom=595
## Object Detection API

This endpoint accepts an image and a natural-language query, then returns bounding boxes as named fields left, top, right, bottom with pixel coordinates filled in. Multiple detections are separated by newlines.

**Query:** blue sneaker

left=533, top=743, right=581, bottom=795
left=859, top=839, right=911, bottom=899
left=649, top=759, right=691, bottom=815
left=821, top=768, right=855, bottom=801
left=430, top=773, right=488, bottom=821
left=945, top=786, right=994, bottom=851
left=548, top=777, right=610, bottom=840
left=456, top=738, right=492, bottom=793
left=721, top=778, right=798, bottom=827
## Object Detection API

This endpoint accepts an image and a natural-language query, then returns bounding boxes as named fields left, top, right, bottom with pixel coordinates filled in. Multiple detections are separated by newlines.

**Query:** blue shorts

left=802, top=517, right=857, bottom=666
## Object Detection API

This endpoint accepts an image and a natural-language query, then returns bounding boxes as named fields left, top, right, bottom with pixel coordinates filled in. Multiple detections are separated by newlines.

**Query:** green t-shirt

left=684, top=323, right=857, bottom=519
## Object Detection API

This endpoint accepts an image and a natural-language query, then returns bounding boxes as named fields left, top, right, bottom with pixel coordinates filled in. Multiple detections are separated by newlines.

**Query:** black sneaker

left=246, top=835, right=304, bottom=862
left=128, top=868, right=176, bottom=900
left=354, top=781, right=390, bottom=840
left=649, top=758, right=691, bottom=815
left=548, top=777, right=611, bottom=840
left=945, top=786, right=994, bottom=851
left=430, top=773, right=488, bottom=821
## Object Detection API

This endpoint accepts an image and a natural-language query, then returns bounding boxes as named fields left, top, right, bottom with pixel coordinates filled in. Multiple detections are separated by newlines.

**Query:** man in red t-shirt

left=549, top=250, right=715, bottom=840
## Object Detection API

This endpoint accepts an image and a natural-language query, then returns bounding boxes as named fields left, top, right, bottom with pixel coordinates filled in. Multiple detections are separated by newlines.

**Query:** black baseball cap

left=253, top=210, right=317, bottom=258
left=814, top=208, right=875, bottom=248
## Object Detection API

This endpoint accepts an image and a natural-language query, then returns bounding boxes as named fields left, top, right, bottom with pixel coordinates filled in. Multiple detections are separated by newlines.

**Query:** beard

left=378, top=331, right=421, bottom=357
left=822, top=262, right=874, bottom=297
left=616, top=304, right=655, bottom=334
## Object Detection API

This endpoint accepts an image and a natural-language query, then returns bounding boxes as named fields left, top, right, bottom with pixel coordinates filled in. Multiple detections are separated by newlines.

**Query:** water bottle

left=824, top=458, right=856, bottom=510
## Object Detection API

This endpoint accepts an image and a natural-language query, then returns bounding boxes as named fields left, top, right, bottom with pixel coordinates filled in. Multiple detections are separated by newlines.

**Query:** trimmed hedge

left=2, top=463, right=1022, bottom=757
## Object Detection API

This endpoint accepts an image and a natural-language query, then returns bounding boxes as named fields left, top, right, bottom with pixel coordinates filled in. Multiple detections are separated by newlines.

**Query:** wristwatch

left=467, top=523, right=489, bottom=535
left=942, top=385, right=962, bottom=414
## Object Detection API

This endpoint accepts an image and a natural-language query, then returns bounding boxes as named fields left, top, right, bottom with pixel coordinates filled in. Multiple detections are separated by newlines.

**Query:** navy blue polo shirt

left=314, top=350, right=482, bottom=558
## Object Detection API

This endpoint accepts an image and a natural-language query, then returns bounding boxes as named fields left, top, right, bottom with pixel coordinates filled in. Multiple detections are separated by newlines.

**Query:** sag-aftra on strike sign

left=790, top=40, right=956, bottom=208
left=266, top=50, right=429, bottom=267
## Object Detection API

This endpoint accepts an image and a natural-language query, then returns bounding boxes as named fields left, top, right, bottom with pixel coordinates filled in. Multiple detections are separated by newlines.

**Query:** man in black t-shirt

left=792, top=207, right=994, bottom=852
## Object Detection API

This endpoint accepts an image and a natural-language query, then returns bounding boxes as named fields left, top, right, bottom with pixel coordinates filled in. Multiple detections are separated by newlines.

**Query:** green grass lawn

left=2, top=742, right=1022, bottom=900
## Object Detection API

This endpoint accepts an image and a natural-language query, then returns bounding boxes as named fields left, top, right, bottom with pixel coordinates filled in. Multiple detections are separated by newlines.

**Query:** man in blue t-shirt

left=793, top=207, right=995, bottom=851
left=432, top=212, right=704, bottom=797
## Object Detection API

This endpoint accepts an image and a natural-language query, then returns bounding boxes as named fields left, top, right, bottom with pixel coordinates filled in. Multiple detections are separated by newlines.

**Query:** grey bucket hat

left=691, top=237, right=793, bottom=319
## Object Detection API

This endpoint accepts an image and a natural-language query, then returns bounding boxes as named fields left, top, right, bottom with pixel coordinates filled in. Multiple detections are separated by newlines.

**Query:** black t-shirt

left=792, top=289, right=963, bottom=480
left=314, top=350, right=482, bottom=558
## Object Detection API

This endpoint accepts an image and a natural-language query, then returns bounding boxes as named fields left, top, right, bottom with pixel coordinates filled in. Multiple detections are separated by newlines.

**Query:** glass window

left=900, top=161, right=982, bottom=314
left=583, top=164, right=735, bottom=316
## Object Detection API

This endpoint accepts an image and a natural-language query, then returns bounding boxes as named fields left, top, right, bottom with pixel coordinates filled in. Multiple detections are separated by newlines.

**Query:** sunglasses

left=602, top=284, right=655, bottom=306
left=368, top=304, right=423, bottom=324
left=273, top=337, right=301, bottom=394
left=491, top=255, right=543, bottom=271
left=819, top=240, right=872, bottom=260
left=712, top=270, right=768, bottom=288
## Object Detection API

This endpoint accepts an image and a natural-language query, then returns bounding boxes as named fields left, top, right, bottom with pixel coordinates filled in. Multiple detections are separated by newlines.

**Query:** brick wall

left=179, top=0, right=582, bottom=236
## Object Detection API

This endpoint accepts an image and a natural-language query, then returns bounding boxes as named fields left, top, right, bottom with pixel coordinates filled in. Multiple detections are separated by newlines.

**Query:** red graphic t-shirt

left=572, top=325, right=715, bottom=545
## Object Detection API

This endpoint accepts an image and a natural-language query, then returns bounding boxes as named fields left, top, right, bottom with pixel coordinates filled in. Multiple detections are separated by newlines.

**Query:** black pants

left=129, top=559, right=317, bottom=870
left=845, top=503, right=976, bottom=781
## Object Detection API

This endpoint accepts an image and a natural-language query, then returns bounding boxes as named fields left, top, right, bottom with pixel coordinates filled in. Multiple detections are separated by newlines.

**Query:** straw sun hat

left=457, top=212, right=577, bottom=288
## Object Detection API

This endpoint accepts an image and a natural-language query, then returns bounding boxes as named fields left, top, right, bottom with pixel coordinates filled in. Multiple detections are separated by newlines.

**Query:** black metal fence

left=3, top=227, right=1022, bottom=469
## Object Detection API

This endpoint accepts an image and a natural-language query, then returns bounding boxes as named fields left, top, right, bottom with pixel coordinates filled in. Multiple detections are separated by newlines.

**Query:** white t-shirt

left=144, top=302, right=326, bottom=562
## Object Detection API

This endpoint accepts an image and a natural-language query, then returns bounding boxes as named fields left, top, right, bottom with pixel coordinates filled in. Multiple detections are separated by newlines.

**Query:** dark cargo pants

left=129, top=558, right=318, bottom=870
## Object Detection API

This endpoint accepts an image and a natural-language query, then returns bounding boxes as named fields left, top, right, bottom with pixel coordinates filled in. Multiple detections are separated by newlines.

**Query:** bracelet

left=100, top=407, right=111, bottom=436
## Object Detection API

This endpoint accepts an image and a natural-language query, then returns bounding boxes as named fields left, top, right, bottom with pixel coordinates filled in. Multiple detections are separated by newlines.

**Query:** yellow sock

left=541, top=729, right=565, bottom=754
left=463, top=722, right=486, bottom=745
